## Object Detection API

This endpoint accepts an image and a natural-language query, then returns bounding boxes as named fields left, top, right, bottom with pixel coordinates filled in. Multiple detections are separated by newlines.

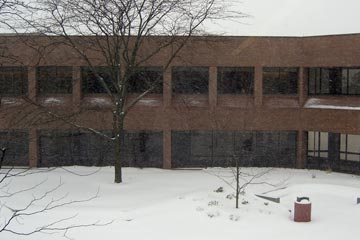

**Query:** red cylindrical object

left=294, top=201, right=311, bottom=222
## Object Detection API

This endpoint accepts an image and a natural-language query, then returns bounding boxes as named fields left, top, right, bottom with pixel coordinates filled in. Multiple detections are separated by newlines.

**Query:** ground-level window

left=39, top=131, right=163, bottom=167
left=263, top=67, right=298, bottom=95
left=81, top=66, right=118, bottom=94
left=0, top=131, right=29, bottom=166
left=307, top=131, right=329, bottom=158
left=0, top=67, right=28, bottom=96
left=127, top=67, right=163, bottom=94
left=340, top=134, right=360, bottom=162
left=172, top=131, right=297, bottom=168
left=308, top=67, right=360, bottom=95
left=217, top=67, right=254, bottom=94
left=37, top=66, right=73, bottom=94
left=172, top=67, right=209, bottom=94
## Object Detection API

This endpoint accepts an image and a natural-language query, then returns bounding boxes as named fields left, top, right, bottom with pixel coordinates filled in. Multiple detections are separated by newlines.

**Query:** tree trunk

left=114, top=113, right=124, bottom=183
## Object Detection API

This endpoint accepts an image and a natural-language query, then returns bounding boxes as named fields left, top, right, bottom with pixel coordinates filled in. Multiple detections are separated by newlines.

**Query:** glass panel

left=0, top=131, right=29, bottom=166
left=217, top=67, right=254, bottom=94
left=0, top=67, right=28, bottom=96
left=37, top=66, right=73, bottom=94
left=320, top=68, right=330, bottom=94
left=263, top=67, right=298, bottom=95
left=81, top=66, right=118, bottom=94
left=172, top=67, right=209, bottom=94
left=128, top=67, right=163, bottom=93
left=347, top=134, right=360, bottom=154
left=348, top=69, right=360, bottom=94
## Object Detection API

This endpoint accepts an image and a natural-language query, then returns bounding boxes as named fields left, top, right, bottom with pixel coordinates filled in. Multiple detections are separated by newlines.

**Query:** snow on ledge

left=304, top=98, right=360, bottom=110
left=137, top=99, right=161, bottom=106
left=43, top=97, right=64, bottom=105
left=89, top=97, right=112, bottom=106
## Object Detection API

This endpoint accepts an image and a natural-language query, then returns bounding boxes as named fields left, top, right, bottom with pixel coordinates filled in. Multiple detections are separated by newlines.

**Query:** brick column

left=209, top=66, right=217, bottom=110
left=72, top=66, right=82, bottom=110
left=28, top=66, right=37, bottom=100
left=298, top=67, right=308, bottom=106
left=163, top=130, right=171, bottom=169
left=29, top=128, right=39, bottom=167
left=296, top=130, right=307, bottom=168
left=163, top=68, right=172, bottom=108
left=254, top=65, right=263, bottom=108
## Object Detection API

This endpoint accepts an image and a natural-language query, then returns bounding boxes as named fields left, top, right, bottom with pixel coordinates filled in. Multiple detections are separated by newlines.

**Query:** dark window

left=172, top=130, right=296, bottom=168
left=263, top=67, right=298, bottom=95
left=121, top=131, right=163, bottom=167
left=308, top=67, right=360, bottom=95
left=217, top=67, right=254, bottom=94
left=0, top=67, right=28, bottom=96
left=81, top=67, right=118, bottom=94
left=128, top=67, right=163, bottom=94
left=0, top=131, right=29, bottom=166
left=39, top=130, right=162, bottom=168
left=172, top=67, right=209, bottom=94
left=37, top=66, right=73, bottom=94
left=39, top=131, right=114, bottom=167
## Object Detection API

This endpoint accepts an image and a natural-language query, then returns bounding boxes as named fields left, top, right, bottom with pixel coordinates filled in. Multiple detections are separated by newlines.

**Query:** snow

left=137, top=99, right=160, bottom=107
left=304, top=98, right=360, bottom=110
left=89, top=97, right=112, bottom=106
left=1, top=167, right=360, bottom=240
left=43, top=97, right=64, bottom=105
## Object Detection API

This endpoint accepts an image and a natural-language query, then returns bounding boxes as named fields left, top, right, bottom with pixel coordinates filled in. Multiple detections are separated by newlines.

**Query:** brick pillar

left=72, top=66, right=82, bottom=110
left=28, top=66, right=37, bottom=100
left=163, top=130, right=171, bottom=169
left=254, top=65, right=263, bottom=108
left=163, top=68, right=172, bottom=108
left=29, top=128, right=39, bottom=167
left=298, top=67, right=308, bottom=106
left=209, top=66, right=217, bottom=110
left=296, top=130, right=307, bottom=168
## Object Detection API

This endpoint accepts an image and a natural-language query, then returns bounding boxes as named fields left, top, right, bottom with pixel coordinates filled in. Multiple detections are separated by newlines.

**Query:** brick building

left=1, top=34, right=360, bottom=173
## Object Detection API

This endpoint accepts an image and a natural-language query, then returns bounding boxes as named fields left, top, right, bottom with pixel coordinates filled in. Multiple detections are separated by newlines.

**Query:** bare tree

left=3, top=0, right=245, bottom=183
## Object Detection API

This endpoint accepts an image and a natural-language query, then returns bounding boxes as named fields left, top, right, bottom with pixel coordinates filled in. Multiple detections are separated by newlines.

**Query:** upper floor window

left=127, top=67, right=163, bottom=94
left=37, top=66, right=73, bottom=94
left=81, top=67, right=118, bottom=94
left=172, top=67, right=208, bottom=94
left=217, top=67, right=254, bottom=94
left=0, top=66, right=27, bottom=96
left=308, top=67, right=360, bottom=95
left=263, top=67, right=298, bottom=95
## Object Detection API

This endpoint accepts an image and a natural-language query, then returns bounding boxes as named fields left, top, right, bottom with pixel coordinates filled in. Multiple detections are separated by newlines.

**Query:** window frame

left=263, top=67, right=299, bottom=95
left=172, top=66, right=209, bottom=94
left=37, top=66, right=73, bottom=95
left=308, top=67, right=360, bottom=96
left=81, top=66, right=118, bottom=94
left=0, top=66, right=28, bottom=97
left=217, top=67, right=254, bottom=95
left=127, top=67, right=163, bottom=94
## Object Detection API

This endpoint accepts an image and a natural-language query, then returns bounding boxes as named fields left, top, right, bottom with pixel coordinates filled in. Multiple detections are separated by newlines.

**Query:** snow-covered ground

left=1, top=167, right=360, bottom=240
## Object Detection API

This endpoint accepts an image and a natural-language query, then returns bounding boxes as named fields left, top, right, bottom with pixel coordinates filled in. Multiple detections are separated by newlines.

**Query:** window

left=0, top=131, right=29, bottom=166
left=81, top=67, right=118, bottom=94
left=307, top=131, right=328, bottom=158
left=308, top=67, right=360, bottom=95
left=217, top=67, right=254, bottom=94
left=127, top=67, right=163, bottom=94
left=0, top=67, right=28, bottom=96
left=263, top=67, right=298, bottom=95
left=37, top=66, right=73, bottom=94
left=172, top=67, right=209, bottom=94
left=340, top=134, right=360, bottom=162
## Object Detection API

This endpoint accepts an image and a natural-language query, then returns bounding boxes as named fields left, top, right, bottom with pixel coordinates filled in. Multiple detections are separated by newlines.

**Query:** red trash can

left=294, top=197, right=311, bottom=222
